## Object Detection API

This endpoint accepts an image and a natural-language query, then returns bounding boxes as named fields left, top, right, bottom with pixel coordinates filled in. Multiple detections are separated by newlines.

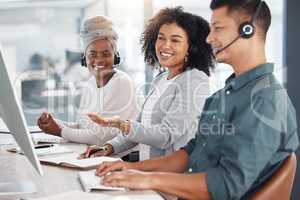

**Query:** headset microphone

left=215, top=35, right=240, bottom=55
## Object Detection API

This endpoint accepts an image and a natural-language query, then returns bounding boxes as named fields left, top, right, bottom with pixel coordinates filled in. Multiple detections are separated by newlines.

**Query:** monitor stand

left=0, top=181, right=36, bottom=200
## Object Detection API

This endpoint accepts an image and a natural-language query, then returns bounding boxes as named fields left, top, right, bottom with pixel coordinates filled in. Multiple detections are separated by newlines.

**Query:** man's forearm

left=131, top=149, right=189, bottom=173
left=150, top=172, right=211, bottom=200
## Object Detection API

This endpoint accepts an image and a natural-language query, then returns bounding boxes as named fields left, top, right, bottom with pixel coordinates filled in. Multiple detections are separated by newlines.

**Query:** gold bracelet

left=120, top=120, right=130, bottom=136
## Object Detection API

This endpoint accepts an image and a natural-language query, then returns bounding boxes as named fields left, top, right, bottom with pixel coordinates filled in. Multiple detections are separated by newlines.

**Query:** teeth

left=161, top=52, right=172, bottom=58
left=95, top=66, right=105, bottom=70
left=90, top=66, right=105, bottom=76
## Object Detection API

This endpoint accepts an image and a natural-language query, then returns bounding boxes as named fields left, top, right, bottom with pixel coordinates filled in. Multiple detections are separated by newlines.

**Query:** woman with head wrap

left=37, top=16, right=140, bottom=146
left=81, top=7, right=214, bottom=160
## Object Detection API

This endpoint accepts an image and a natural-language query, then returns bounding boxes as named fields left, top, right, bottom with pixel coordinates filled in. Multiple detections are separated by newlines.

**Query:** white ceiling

left=153, top=0, right=283, bottom=14
left=0, top=0, right=99, bottom=9
left=0, top=0, right=283, bottom=14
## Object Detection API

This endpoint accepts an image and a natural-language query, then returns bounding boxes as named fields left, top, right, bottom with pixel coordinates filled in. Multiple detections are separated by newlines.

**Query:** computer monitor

left=0, top=50, right=43, bottom=176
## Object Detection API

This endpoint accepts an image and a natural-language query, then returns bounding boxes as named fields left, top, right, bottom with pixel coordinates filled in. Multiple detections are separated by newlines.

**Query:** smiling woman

left=142, top=7, right=214, bottom=76
left=37, top=16, right=140, bottom=147
left=84, top=39, right=115, bottom=87
left=81, top=7, right=215, bottom=161
left=154, top=23, right=189, bottom=79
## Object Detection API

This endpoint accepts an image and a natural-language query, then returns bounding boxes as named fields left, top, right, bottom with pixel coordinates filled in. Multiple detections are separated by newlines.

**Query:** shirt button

left=226, top=90, right=231, bottom=95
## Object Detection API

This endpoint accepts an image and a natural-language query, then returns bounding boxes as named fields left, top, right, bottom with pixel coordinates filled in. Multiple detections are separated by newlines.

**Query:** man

left=92, top=1, right=299, bottom=200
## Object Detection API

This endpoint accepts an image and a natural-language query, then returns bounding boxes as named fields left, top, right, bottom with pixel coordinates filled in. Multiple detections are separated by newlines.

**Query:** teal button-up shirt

left=182, top=63, right=298, bottom=200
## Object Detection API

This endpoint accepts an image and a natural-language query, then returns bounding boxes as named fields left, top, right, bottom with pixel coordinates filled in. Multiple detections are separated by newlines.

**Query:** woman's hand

left=87, top=113, right=131, bottom=134
left=79, top=144, right=114, bottom=159
left=37, top=112, right=62, bottom=136
left=102, top=169, right=154, bottom=190
left=87, top=113, right=120, bottom=128
left=96, top=160, right=134, bottom=177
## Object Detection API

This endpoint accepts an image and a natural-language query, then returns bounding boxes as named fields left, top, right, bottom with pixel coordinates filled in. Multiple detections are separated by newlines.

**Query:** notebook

left=0, top=134, right=14, bottom=145
left=7, top=145, right=73, bottom=157
left=28, top=126, right=43, bottom=133
left=27, top=190, right=104, bottom=200
left=39, top=154, right=120, bottom=170
left=32, top=133, right=67, bottom=144
left=0, top=125, right=42, bottom=134
left=78, top=170, right=126, bottom=192
left=28, top=190, right=166, bottom=200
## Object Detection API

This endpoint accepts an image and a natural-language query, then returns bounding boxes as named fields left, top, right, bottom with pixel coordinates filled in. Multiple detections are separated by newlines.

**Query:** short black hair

left=141, top=7, right=214, bottom=76
left=210, top=0, right=271, bottom=38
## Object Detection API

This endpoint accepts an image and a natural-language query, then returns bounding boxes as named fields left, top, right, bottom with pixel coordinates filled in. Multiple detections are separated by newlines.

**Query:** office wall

left=286, top=1, right=300, bottom=199
left=0, top=8, right=81, bottom=73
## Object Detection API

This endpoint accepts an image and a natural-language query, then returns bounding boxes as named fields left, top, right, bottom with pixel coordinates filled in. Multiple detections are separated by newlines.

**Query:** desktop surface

left=0, top=134, right=165, bottom=200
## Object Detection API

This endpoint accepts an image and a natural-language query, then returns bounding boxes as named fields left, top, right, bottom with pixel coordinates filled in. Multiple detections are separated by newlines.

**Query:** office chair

left=249, top=153, right=297, bottom=200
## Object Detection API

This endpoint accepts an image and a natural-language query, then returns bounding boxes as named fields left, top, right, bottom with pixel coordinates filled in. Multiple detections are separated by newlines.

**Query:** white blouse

left=140, top=73, right=180, bottom=160
left=57, top=69, right=140, bottom=146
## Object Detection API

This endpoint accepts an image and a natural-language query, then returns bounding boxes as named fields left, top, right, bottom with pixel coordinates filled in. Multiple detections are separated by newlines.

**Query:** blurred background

left=0, top=0, right=284, bottom=126
left=1, top=0, right=300, bottom=199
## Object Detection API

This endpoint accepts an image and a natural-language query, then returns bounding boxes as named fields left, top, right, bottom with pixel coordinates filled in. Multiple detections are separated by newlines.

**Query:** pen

left=86, top=145, right=108, bottom=158
left=35, top=144, right=54, bottom=149
left=98, top=146, right=108, bottom=151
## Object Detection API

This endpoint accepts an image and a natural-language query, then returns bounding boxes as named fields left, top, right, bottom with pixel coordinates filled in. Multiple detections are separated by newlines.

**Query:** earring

left=184, top=56, right=188, bottom=63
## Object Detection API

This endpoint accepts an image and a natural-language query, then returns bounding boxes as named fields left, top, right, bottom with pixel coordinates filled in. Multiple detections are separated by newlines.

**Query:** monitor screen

left=0, top=50, right=43, bottom=176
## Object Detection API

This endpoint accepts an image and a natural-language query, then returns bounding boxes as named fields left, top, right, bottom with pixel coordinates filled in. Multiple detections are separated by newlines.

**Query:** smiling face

left=206, top=6, right=247, bottom=65
left=155, top=22, right=189, bottom=71
left=86, top=39, right=115, bottom=77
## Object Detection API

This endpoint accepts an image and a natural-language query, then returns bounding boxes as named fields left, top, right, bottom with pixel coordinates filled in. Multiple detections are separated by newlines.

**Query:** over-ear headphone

left=81, top=54, right=87, bottom=67
left=239, top=0, right=264, bottom=39
left=216, top=0, right=264, bottom=55
left=189, top=44, right=198, bottom=55
left=114, top=52, right=121, bottom=65
left=81, top=52, right=121, bottom=67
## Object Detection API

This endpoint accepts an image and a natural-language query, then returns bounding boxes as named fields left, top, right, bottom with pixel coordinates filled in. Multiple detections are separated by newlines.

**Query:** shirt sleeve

left=181, top=137, right=196, bottom=155
left=124, top=73, right=209, bottom=150
left=58, top=112, right=119, bottom=145
left=60, top=71, right=140, bottom=146
left=61, top=125, right=119, bottom=146
left=108, top=134, right=138, bottom=154
left=55, top=118, right=78, bottom=129
left=205, top=96, right=283, bottom=200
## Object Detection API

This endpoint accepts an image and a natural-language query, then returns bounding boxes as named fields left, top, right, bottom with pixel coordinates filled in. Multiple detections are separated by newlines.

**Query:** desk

left=0, top=133, right=166, bottom=200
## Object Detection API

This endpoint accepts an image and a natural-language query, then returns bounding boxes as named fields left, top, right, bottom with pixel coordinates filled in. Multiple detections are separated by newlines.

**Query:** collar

left=225, top=63, right=274, bottom=91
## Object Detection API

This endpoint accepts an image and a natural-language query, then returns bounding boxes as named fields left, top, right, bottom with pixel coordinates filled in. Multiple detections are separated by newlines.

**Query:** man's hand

left=96, top=160, right=134, bottom=177
left=37, top=112, right=62, bottom=136
left=102, top=169, right=154, bottom=190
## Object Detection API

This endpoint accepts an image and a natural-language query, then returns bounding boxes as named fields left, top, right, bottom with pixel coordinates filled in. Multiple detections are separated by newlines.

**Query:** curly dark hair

left=141, top=7, right=215, bottom=76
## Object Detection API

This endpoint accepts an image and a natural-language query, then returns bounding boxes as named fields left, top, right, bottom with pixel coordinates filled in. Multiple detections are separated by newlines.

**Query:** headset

left=189, top=44, right=198, bottom=56
left=81, top=52, right=121, bottom=67
left=216, top=0, right=264, bottom=55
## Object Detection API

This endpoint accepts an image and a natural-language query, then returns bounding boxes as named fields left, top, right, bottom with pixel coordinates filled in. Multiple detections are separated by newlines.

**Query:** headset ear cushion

left=239, top=22, right=255, bottom=39
left=114, top=52, right=121, bottom=65
left=81, top=54, right=87, bottom=67
left=189, top=45, right=198, bottom=55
